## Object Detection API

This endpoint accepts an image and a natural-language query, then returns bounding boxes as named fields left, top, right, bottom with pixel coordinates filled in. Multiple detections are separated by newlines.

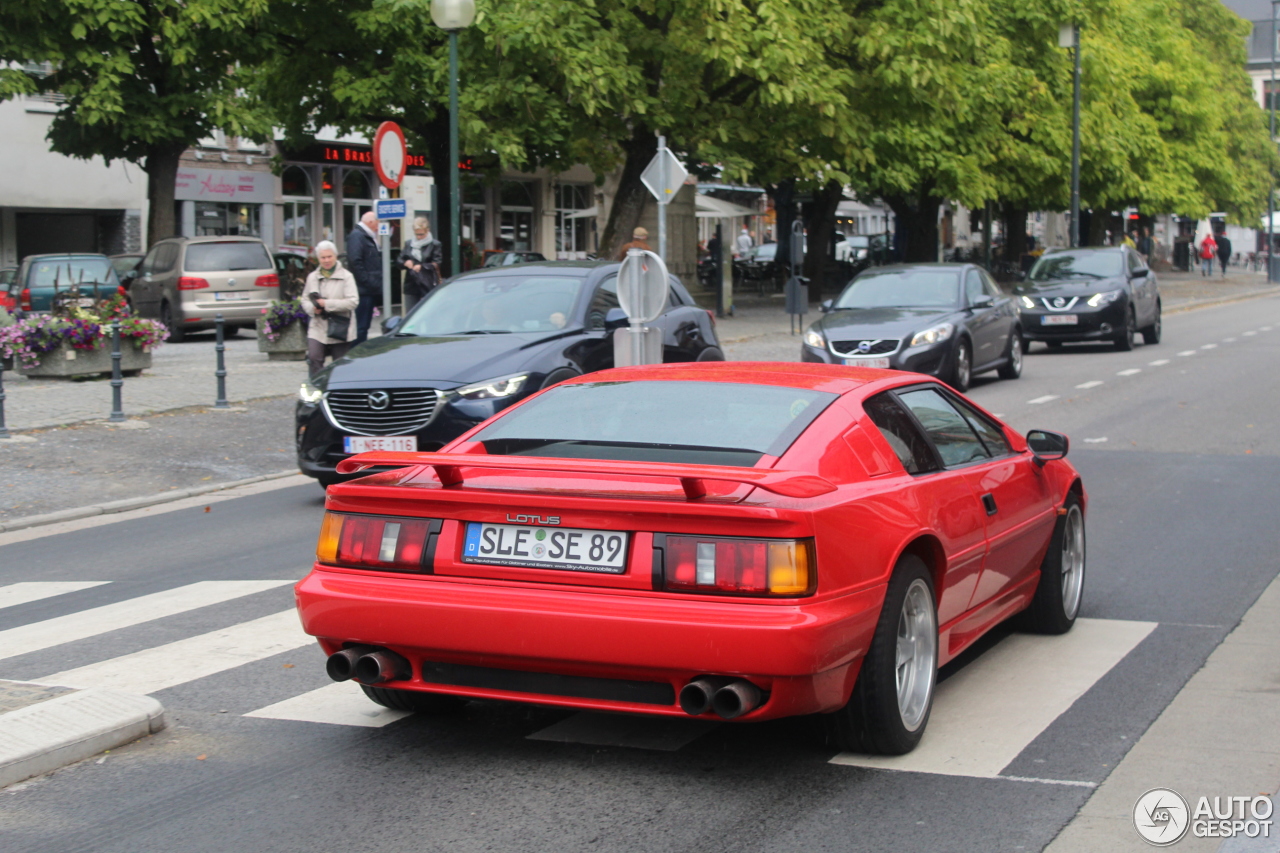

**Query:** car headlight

left=1087, top=290, right=1123, bottom=307
left=299, top=381, right=324, bottom=405
left=455, top=373, right=528, bottom=400
left=910, top=323, right=955, bottom=348
left=1020, top=296, right=1036, bottom=309
left=803, top=328, right=825, bottom=349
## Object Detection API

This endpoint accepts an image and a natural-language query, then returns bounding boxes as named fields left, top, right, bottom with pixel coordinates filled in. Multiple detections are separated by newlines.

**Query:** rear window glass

left=28, top=258, right=115, bottom=288
left=835, top=270, right=960, bottom=309
left=475, top=380, right=837, bottom=466
left=184, top=242, right=272, bottom=272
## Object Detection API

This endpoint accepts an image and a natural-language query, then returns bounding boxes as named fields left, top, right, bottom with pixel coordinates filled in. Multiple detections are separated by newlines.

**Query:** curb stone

left=0, top=680, right=165, bottom=788
left=0, top=469, right=300, bottom=534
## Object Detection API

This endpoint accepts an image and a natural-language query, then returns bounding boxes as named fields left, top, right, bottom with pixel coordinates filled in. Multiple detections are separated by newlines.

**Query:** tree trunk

left=1001, top=204, right=1028, bottom=263
left=771, top=179, right=796, bottom=273
left=144, top=144, right=186, bottom=246
left=884, top=187, right=942, bottom=263
left=599, top=128, right=658, bottom=260
left=802, top=179, right=844, bottom=300
left=1086, top=209, right=1108, bottom=247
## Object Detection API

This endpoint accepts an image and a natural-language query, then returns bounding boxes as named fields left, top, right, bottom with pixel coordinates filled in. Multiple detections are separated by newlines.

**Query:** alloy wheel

left=1059, top=505, right=1085, bottom=621
left=895, top=578, right=937, bottom=732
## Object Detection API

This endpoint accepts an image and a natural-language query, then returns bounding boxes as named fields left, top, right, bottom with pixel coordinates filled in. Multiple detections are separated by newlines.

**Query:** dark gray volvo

left=296, top=261, right=723, bottom=487
left=800, top=263, right=1023, bottom=392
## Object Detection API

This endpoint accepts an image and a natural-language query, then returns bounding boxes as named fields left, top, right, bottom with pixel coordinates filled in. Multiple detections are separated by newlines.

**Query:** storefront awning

left=563, top=206, right=597, bottom=220
left=695, top=195, right=757, bottom=219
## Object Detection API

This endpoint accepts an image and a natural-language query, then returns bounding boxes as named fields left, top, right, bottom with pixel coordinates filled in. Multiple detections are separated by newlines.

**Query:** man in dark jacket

left=346, top=210, right=382, bottom=343
left=1216, top=231, right=1232, bottom=277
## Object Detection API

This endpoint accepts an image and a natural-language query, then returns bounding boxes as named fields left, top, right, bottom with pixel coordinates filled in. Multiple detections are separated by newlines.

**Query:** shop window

left=281, top=166, right=312, bottom=197
left=342, top=168, right=373, bottom=199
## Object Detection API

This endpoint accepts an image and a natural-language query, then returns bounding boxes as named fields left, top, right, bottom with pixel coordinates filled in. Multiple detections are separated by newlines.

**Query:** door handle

left=981, top=493, right=998, bottom=516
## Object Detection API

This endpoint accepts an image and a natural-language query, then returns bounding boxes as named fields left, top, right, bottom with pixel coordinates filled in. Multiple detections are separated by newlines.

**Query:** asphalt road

left=2, top=295, right=1279, bottom=852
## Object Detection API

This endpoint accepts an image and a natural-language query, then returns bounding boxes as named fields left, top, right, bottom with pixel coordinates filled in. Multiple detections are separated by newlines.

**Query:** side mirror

left=1131, top=268, right=1149, bottom=278
left=603, top=306, right=629, bottom=332
left=1026, top=429, right=1069, bottom=466
left=971, top=296, right=994, bottom=309
left=381, top=315, right=402, bottom=334
left=819, top=299, right=834, bottom=314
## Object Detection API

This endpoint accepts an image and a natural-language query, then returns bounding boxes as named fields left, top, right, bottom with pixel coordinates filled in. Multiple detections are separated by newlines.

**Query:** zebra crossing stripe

left=0, top=580, right=292, bottom=663
left=0, top=582, right=109, bottom=611
left=39, top=609, right=312, bottom=695
left=244, top=681, right=411, bottom=728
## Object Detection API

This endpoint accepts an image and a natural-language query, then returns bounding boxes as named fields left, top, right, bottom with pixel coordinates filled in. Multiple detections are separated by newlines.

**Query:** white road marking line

left=1177, top=350, right=1197, bottom=356
left=1200, top=343, right=1217, bottom=350
left=1000, top=775, right=1097, bottom=788
left=0, top=581, right=292, bottom=663
left=1148, top=359, right=1170, bottom=366
left=528, top=712, right=718, bottom=752
left=39, top=610, right=310, bottom=694
left=1243, top=331, right=1257, bottom=336
left=1262, top=326, right=1273, bottom=331
left=245, top=681, right=411, bottom=728
left=1082, top=437, right=1108, bottom=443
left=1116, top=369, right=1141, bottom=376
left=1075, top=381, right=1104, bottom=390
left=830, top=618, right=1156, bottom=780
left=1027, top=395, right=1059, bottom=405
left=1223, top=338, right=1237, bottom=343
left=0, top=582, right=109, bottom=612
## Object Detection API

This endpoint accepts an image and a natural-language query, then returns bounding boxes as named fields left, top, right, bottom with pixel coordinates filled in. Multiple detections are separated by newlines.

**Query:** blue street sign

left=375, top=199, right=407, bottom=220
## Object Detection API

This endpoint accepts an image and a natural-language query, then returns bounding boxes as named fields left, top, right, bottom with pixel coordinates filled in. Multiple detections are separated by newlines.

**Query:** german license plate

left=462, top=522, right=629, bottom=574
left=214, top=291, right=250, bottom=301
left=343, top=435, right=417, bottom=453
left=1042, top=315, right=1078, bottom=325
left=844, top=357, right=891, bottom=368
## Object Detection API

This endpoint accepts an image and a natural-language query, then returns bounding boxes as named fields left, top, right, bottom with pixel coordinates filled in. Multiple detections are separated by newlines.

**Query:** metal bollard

left=0, top=357, right=9, bottom=440
left=108, top=319, right=126, bottom=423
left=214, top=314, right=229, bottom=409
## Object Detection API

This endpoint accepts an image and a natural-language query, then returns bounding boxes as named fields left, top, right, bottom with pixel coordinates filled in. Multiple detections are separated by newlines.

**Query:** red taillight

left=661, top=536, right=814, bottom=596
left=706, top=309, right=717, bottom=328
left=21, top=287, right=32, bottom=310
left=177, top=277, right=209, bottom=290
left=317, top=512, right=434, bottom=572
left=254, top=274, right=279, bottom=288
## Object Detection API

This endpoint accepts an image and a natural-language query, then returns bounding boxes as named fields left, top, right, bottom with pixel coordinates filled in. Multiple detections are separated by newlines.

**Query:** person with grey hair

left=301, top=240, right=359, bottom=376
left=399, top=216, right=443, bottom=313
left=346, top=210, right=382, bottom=343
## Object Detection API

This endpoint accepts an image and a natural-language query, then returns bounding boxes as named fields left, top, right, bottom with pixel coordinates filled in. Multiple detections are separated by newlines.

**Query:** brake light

left=20, top=287, right=31, bottom=311
left=662, top=536, right=814, bottom=596
left=254, top=274, right=279, bottom=288
left=177, top=277, right=209, bottom=290
left=706, top=309, right=717, bottom=328
left=316, top=512, right=434, bottom=572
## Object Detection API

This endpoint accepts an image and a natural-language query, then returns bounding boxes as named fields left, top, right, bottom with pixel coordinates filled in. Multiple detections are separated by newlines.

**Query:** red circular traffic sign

left=372, top=121, right=407, bottom=189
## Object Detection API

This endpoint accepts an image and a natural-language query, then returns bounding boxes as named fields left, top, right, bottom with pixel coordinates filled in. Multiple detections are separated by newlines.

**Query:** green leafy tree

left=0, top=0, right=278, bottom=244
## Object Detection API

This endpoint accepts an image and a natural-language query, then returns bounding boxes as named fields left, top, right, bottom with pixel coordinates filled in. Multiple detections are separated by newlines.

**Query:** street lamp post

left=1059, top=23, right=1082, bottom=249
left=431, top=0, right=476, bottom=278
left=1269, top=1, right=1276, bottom=282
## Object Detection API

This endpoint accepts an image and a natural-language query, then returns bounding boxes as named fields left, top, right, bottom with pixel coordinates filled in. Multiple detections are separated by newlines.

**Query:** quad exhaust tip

left=326, top=646, right=411, bottom=685
left=680, top=677, right=763, bottom=719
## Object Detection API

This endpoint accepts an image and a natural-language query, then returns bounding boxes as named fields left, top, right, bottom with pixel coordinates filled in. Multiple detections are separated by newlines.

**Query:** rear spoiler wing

left=335, top=452, right=836, bottom=500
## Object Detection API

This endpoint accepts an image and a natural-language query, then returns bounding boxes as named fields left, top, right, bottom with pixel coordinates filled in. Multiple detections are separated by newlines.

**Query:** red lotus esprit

left=297, top=362, right=1085, bottom=754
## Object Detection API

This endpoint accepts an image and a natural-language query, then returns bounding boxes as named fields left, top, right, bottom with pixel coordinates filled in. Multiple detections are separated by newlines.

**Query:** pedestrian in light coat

left=301, top=241, right=359, bottom=377
left=346, top=211, right=382, bottom=343
left=735, top=227, right=753, bottom=257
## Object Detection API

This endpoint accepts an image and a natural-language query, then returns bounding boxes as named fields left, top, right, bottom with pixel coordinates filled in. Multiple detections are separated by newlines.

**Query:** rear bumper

left=181, top=296, right=276, bottom=327
left=1020, top=303, right=1126, bottom=341
left=295, top=567, right=883, bottom=720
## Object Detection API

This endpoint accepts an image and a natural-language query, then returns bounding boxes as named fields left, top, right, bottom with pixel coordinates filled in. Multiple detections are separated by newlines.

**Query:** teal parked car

left=12, top=254, right=121, bottom=313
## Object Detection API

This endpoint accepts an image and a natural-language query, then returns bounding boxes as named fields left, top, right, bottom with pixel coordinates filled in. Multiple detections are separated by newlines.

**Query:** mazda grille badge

left=367, top=391, right=391, bottom=410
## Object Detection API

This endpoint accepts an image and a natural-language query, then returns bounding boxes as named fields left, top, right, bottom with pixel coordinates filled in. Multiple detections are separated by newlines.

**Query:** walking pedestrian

left=615, top=226, right=652, bottom=260
left=1199, top=232, right=1217, bottom=277
left=735, top=227, right=753, bottom=257
left=346, top=210, right=382, bottom=343
left=301, top=241, right=358, bottom=377
left=399, top=217, right=442, bottom=314
left=1137, top=227, right=1153, bottom=263
left=1215, top=231, right=1232, bottom=277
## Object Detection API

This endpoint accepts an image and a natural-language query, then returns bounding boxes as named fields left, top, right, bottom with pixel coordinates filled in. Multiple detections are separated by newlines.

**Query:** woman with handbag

left=301, top=240, right=359, bottom=376
left=399, top=217, right=443, bottom=314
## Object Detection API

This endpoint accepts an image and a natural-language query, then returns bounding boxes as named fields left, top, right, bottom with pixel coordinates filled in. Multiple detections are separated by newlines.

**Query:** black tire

left=997, top=329, right=1023, bottom=379
left=160, top=301, right=185, bottom=343
left=540, top=368, right=579, bottom=390
left=696, top=346, right=725, bottom=362
left=947, top=339, right=972, bottom=392
left=1019, top=494, right=1085, bottom=635
left=1141, top=302, right=1162, bottom=345
left=222, top=325, right=239, bottom=338
left=360, top=684, right=465, bottom=714
left=1020, top=336, right=1032, bottom=354
left=826, top=554, right=937, bottom=755
left=1046, top=341, right=1062, bottom=349
left=1114, top=309, right=1135, bottom=351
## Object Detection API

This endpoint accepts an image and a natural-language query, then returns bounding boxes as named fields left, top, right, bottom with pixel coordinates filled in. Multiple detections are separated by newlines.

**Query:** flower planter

left=18, top=341, right=152, bottom=378
left=257, top=317, right=308, bottom=361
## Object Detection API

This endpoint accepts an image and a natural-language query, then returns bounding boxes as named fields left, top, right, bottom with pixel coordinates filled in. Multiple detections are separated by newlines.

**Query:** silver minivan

left=132, top=236, right=278, bottom=341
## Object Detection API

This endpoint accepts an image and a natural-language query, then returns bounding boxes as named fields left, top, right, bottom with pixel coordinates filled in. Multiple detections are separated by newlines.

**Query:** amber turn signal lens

left=767, top=540, right=811, bottom=595
left=316, top=512, right=344, bottom=564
